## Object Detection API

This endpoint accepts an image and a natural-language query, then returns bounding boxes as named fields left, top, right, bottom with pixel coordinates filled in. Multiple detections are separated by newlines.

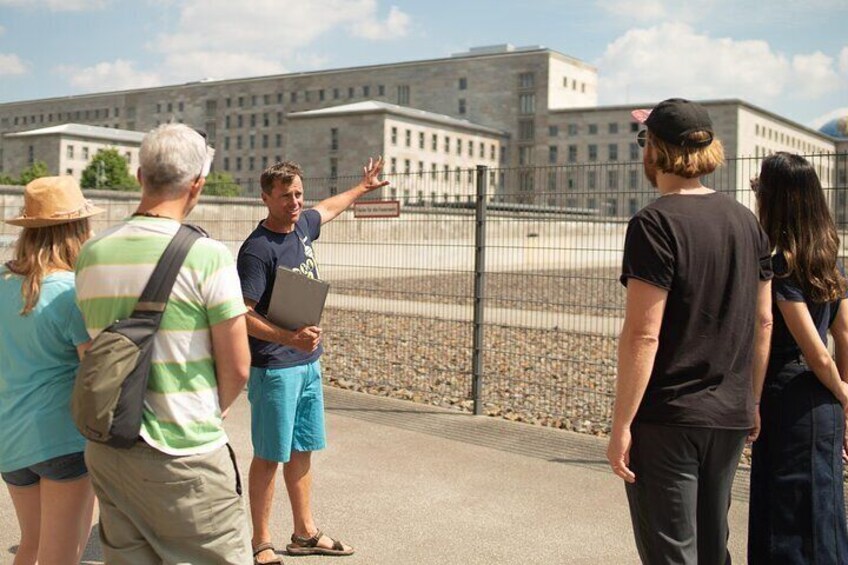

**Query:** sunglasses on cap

left=636, top=129, right=647, bottom=148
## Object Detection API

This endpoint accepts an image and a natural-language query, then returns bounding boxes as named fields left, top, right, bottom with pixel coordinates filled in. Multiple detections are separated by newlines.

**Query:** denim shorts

left=1, top=451, right=88, bottom=487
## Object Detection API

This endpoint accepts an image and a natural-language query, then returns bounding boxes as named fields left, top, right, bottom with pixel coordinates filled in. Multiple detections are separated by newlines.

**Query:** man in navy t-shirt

left=238, top=159, right=388, bottom=563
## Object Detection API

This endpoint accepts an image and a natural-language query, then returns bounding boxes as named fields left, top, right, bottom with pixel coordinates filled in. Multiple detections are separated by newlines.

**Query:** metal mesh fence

left=1, top=152, right=847, bottom=436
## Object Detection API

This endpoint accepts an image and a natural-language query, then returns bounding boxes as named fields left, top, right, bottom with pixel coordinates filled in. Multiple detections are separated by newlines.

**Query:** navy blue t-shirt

left=237, top=209, right=323, bottom=368
left=769, top=252, right=846, bottom=366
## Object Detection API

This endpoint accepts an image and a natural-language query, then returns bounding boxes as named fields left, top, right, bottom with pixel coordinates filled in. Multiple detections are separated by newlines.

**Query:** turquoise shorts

left=247, top=361, right=326, bottom=463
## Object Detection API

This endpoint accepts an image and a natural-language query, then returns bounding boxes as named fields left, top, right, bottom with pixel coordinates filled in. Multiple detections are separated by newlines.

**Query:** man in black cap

left=607, top=98, right=774, bottom=564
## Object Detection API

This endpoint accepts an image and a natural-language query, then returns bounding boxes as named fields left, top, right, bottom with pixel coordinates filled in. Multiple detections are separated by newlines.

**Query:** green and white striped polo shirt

left=75, top=216, right=246, bottom=456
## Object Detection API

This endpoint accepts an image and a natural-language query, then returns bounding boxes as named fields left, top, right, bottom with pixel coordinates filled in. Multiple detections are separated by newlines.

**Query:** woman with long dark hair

left=749, top=152, right=848, bottom=563
left=0, top=176, right=102, bottom=564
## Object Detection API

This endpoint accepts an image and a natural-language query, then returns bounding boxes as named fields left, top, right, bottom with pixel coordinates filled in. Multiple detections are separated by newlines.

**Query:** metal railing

left=1, top=153, right=847, bottom=437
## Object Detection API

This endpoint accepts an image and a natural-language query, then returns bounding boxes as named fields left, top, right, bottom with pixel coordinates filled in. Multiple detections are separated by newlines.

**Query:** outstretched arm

left=313, top=156, right=390, bottom=225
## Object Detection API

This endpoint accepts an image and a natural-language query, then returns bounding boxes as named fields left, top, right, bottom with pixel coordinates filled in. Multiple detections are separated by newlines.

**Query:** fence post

left=472, top=165, right=488, bottom=416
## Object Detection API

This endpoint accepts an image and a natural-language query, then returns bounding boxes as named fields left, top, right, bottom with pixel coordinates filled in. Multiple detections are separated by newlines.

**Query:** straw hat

left=5, top=176, right=105, bottom=228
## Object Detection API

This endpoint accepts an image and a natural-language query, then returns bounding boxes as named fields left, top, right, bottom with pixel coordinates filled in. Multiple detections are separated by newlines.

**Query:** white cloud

left=840, top=46, right=848, bottom=74
left=810, top=107, right=848, bottom=130
left=57, top=60, right=161, bottom=92
left=351, top=5, right=411, bottom=40
left=597, top=23, right=844, bottom=107
left=0, top=53, right=26, bottom=76
left=163, top=51, right=285, bottom=82
left=0, top=0, right=110, bottom=11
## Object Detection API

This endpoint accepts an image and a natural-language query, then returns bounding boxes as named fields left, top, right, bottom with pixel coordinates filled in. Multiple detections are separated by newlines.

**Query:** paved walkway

left=328, top=294, right=623, bottom=335
left=0, top=388, right=749, bottom=564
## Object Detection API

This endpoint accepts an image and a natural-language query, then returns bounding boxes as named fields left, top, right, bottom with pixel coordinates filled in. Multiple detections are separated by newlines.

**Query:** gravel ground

left=320, top=307, right=618, bottom=436
left=332, top=266, right=625, bottom=317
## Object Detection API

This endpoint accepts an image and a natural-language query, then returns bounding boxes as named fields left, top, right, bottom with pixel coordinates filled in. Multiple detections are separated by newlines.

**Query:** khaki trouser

left=85, top=440, right=251, bottom=564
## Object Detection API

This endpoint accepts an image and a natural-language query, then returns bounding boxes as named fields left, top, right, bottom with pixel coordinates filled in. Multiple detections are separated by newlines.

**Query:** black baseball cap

left=631, top=98, right=714, bottom=148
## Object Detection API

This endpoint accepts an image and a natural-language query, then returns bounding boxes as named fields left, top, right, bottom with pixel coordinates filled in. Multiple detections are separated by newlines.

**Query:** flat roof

left=288, top=100, right=507, bottom=136
left=550, top=98, right=834, bottom=144
left=0, top=47, right=593, bottom=107
left=3, top=123, right=145, bottom=144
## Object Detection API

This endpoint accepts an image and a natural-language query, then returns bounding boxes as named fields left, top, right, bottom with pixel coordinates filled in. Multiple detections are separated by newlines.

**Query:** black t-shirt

left=769, top=252, right=845, bottom=370
left=620, top=192, right=773, bottom=429
left=237, top=209, right=323, bottom=368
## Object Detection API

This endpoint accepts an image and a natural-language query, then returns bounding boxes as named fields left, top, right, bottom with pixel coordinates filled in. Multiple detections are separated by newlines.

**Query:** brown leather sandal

left=286, top=529, right=354, bottom=556
left=253, top=542, right=285, bottom=565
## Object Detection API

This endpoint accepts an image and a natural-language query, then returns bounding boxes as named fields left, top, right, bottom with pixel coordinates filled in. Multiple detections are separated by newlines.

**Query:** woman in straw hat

left=0, top=176, right=103, bottom=564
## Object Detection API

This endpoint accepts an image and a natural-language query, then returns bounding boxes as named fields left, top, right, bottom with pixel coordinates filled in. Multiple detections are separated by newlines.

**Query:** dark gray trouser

left=624, top=422, right=747, bottom=565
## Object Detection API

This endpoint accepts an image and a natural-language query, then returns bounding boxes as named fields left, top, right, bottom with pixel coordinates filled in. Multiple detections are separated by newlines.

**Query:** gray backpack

left=71, top=224, right=205, bottom=448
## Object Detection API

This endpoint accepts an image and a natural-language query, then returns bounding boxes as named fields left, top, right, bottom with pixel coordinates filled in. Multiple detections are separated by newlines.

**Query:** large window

left=518, top=72, right=535, bottom=89
left=519, top=93, right=536, bottom=115
left=397, top=85, right=410, bottom=105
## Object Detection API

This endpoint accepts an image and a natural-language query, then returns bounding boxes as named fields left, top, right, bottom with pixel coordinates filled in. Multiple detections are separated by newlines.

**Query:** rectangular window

left=431, top=163, right=437, bottom=180
left=519, top=93, right=536, bottom=114
left=82, top=147, right=89, bottom=160
left=458, top=77, right=467, bottom=90
left=249, top=157, right=255, bottom=170
left=608, top=123, right=618, bottom=134
left=277, top=112, right=283, bottom=125
left=404, top=159, right=411, bottom=174
left=518, top=119, right=535, bottom=141
left=237, top=136, right=243, bottom=150
left=444, top=136, right=450, bottom=153
left=226, top=98, right=232, bottom=108
left=549, top=125, right=558, bottom=137
left=432, top=134, right=438, bottom=151
left=390, top=158, right=397, bottom=173
left=262, top=134, right=269, bottom=149
left=457, top=139, right=462, bottom=156
left=391, top=127, right=397, bottom=145
left=263, top=113, right=269, bottom=127
left=568, top=124, right=578, bottom=136
left=224, top=137, right=230, bottom=150
left=458, top=98, right=466, bottom=114
left=588, top=145, right=598, bottom=161
left=263, top=94, right=271, bottom=105
left=330, top=128, right=339, bottom=151
left=290, top=92, right=297, bottom=103
left=378, top=84, right=385, bottom=96
left=348, top=87, right=354, bottom=98
left=250, top=114, right=256, bottom=128
left=608, top=144, right=618, bottom=161
left=330, top=157, right=338, bottom=179
left=237, top=115, right=243, bottom=128
left=67, top=145, right=74, bottom=159
left=275, top=134, right=282, bottom=148
left=397, top=85, right=410, bottom=105
left=630, top=122, right=639, bottom=133
left=629, top=198, right=639, bottom=216
left=333, top=88, right=340, bottom=100
left=249, top=135, right=255, bottom=149
left=405, top=129, right=411, bottom=147
left=588, top=124, right=598, bottom=135
left=607, top=170, right=619, bottom=190
left=629, top=143, right=639, bottom=161
left=223, top=157, right=229, bottom=171
left=236, top=157, right=242, bottom=171
left=629, top=169, right=640, bottom=189
left=319, top=89, right=325, bottom=101
left=178, top=101, right=184, bottom=112
left=518, top=146, right=533, bottom=165
left=518, top=72, right=535, bottom=88
left=418, top=132, right=425, bottom=149
left=363, top=85, right=370, bottom=97
left=568, top=145, right=578, bottom=163
left=548, top=146, right=558, bottom=164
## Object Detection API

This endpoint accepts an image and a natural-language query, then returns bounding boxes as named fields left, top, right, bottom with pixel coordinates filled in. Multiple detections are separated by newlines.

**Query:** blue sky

left=0, top=0, right=845, bottom=128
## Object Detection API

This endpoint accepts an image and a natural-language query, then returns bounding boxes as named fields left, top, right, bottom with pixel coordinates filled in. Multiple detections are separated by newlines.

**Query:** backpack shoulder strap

left=134, top=224, right=206, bottom=313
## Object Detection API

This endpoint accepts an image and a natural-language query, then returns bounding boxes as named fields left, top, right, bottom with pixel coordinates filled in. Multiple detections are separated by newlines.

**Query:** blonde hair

left=8, top=219, right=91, bottom=315
left=648, top=131, right=725, bottom=178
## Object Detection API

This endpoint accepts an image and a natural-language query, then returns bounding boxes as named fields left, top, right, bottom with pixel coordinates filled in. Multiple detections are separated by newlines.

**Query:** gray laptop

left=267, top=267, right=330, bottom=330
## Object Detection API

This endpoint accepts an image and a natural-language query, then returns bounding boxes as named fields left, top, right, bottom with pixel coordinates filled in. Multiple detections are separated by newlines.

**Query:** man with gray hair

left=75, top=124, right=253, bottom=562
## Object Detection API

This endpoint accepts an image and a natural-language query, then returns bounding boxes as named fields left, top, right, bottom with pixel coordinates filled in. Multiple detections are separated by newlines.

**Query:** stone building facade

left=2, top=124, right=143, bottom=184
left=0, top=44, right=842, bottom=216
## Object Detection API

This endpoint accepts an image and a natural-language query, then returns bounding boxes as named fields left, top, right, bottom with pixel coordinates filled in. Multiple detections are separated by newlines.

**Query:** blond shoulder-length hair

left=648, top=130, right=725, bottom=178
left=7, top=219, right=91, bottom=315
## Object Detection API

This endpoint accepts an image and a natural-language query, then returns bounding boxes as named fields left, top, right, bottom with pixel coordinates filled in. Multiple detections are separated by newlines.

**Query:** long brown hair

left=6, top=219, right=91, bottom=315
left=756, top=152, right=846, bottom=302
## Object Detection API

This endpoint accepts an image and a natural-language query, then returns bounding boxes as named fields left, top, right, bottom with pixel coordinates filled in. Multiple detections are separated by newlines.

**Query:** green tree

left=81, top=148, right=138, bottom=191
left=18, top=161, right=50, bottom=185
left=203, top=171, right=242, bottom=197
left=0, top=172, right=17, bottom=185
